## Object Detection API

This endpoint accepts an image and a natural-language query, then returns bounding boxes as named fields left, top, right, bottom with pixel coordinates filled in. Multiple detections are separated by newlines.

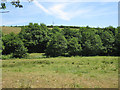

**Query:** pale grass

left=1, top=26, right=21, bottom=35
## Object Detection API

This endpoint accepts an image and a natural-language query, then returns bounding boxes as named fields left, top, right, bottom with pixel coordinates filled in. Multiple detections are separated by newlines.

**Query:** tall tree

left=19, top=23, right=49, bottom=53
left=100, top=30, right=115, bottom=55
left=67, top=37, right=82, bottom=56
left=2, top=32, right=28, bottom=58
left=45, top=32, right=67, bottom=57
left=81, top=29, right=103, bottom=56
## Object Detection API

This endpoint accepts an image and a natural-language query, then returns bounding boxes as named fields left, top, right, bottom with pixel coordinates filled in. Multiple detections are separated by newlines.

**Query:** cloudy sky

left=1, top=0, right=118, bottom=27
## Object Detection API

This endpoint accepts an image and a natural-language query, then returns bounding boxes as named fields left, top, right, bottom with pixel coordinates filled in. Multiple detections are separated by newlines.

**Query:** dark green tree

left=81, top=29, right=103, bottom=56
left=52, top=26, right=61, bottom=33
left=2, top=32, right=28, bottom=58
left=100, top=30, right=115, bottom=55
left=45, top=32, right=67, bottom=57
left=67, top=37, right=82, bottom=56
left=114, top=26, right=120, bottom=56
left=19, top=23, right=49, bottom=53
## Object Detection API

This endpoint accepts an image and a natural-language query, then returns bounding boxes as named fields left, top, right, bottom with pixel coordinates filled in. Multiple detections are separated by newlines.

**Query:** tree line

left=2, top=23, right=120, bottom=58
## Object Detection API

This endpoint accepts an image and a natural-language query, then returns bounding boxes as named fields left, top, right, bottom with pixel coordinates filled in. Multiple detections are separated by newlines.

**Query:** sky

left=0, top=0, right=118, bottom=28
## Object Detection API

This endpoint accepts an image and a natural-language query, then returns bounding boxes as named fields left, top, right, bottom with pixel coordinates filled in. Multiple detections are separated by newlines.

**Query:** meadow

left=1, top=26, right=21, bottom=35
left=2, top=56, right=118, bottom=88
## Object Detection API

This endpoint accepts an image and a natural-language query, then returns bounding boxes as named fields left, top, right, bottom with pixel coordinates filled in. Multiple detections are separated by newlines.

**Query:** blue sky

left=1, top=1, right=118, bottom=28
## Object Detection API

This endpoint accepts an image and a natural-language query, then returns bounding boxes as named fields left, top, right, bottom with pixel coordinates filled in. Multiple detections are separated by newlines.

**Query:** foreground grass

left=2, top=56, right=118, bottom=88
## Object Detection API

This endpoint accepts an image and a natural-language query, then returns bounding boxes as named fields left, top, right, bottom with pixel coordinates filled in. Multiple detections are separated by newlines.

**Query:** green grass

left=2, top=56, right=118, bottom=88
left=27, top=53, right=46, bottom=59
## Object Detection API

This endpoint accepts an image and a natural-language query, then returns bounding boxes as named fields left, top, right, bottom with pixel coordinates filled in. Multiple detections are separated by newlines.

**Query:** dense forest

left=1, top=23, right=120, bottom=58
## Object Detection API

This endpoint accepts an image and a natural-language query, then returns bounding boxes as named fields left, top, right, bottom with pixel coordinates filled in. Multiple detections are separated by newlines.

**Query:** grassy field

left=2, top=56, right=118, bottom=88
left=0, top=26, right=79, bottom=35
left=0, top=26, right=21, bottom=35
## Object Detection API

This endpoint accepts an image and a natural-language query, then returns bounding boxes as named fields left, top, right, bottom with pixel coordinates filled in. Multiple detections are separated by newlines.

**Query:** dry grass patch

left=1, top=26, right=21, bottom=35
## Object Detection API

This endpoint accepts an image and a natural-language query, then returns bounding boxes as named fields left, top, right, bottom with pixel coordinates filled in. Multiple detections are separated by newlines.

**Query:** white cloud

left=33, top=0, right=50, bottom=14
left=33, top=0, right=70, bottom=20
left=49, top=4, right=71, bottom=20
left=33, top=0, right=93, bottom=21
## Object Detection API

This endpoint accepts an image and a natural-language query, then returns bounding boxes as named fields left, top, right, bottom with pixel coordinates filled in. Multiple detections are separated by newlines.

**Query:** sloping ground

left=0, top=26, right=80, bottom=35
left=0, top=26, right=21, bottom=35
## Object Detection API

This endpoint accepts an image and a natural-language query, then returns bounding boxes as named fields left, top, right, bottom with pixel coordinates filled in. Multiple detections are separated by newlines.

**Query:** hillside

left=0, top=26, right=21, bottom=35
left=0, top=26, right=81, bottom=35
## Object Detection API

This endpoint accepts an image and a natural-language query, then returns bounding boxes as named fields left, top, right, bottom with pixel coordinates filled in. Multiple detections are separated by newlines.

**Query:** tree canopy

left=2, top=23, right=120, bottom=58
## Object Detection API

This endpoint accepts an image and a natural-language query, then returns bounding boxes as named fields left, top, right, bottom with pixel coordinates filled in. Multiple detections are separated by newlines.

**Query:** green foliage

left=12, top=40, right=28, bottom=58
left=2, top=23, right=120, bottom=57
left=114, top=26, right=120, bottom=56
left=52, top=26, right=61, bottom=33
left=67, top=37, right=82, bottom=56
left=0, top=3, right=6, bottom=9
left=100, top=30, right=115, bottom=55
left=11, top=0, right=23, bottom=8
left=45, top=32, right=67, bottom=57
left=2, top=32, right=28, bottom=58
left=2, top=54, right=13, bottom=60
left=63, top=27, right=81, bottom=39
left=19, top=23, right=49, bottom=53
left=81, top=29, right=103, bottom=56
